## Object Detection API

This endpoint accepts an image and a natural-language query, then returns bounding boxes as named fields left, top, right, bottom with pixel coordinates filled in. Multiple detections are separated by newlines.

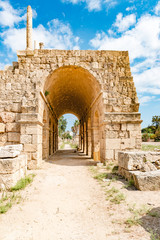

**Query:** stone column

left=19, top=113, right=43, bottom=169
left=26, top=5, right=33, bottom=50
left=87, top=119, right=92, bottom=157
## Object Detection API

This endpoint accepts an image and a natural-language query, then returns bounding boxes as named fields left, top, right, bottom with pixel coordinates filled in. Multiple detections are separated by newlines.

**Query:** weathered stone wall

left=0, top=49, right=142, bottom=168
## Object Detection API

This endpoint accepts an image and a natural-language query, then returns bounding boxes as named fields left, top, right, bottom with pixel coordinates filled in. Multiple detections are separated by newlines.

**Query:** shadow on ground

left=45, top=149, right=97, bottom=166
left=140, top=207, right=160, bottom=239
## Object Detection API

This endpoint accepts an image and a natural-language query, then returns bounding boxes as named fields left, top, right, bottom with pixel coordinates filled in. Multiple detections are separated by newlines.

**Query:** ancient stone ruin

left=0, top=145, right=27, bottom=189
left=0, top=6, right=143, bottom=184
left=118, top=151, right=160, bottom=190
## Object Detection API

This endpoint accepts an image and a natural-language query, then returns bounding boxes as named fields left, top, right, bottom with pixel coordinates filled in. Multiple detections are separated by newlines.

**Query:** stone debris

left=118, top=151, right=160, bottom=190
left=0, top=144, right=23, bottom=158
left=0, top=144, right=27, bottom=189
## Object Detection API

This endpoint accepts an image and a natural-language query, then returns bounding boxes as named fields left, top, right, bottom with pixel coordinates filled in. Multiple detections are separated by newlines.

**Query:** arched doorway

left=42, top=65, right=103, bottom=160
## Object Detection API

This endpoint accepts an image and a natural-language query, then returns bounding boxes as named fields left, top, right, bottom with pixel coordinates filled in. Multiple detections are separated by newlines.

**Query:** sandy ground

left=0, top=149, right=160, bottom=240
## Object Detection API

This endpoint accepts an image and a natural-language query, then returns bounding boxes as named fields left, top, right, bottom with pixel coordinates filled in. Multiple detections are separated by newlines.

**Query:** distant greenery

left=71, top=120, right=79, bottom=136
left=58, top=116, right=67, bottom=137
left=142, top=115, right=160, bottom=142
left=62, top=131, right=72, bottom=139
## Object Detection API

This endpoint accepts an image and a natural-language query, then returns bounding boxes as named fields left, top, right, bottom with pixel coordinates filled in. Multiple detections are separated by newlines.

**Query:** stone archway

left=41, top=65, right=103, bottom=159
left=0, top=6, right=142, bottom=169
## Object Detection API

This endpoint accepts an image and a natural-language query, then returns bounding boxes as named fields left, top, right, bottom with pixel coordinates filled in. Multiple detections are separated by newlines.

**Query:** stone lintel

left=105, top=112, right=141, bottom=115
left=18, top=120, right=43, bottom=127
left=17, top=50, right=34, bottom=57
left=103, top=120, right=143, bottom=125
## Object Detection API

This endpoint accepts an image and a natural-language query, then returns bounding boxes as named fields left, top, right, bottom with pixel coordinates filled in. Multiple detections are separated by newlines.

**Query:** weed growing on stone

left=148, top=211, right=160, bottom=218
left=124, top=178, right=135, bottom=189
left=125, top=216, right=141, bottom=227
left=128, top=204, right=151, bottom=217
left=149, top=230, right=160, bottom=240
left=11, top=174, right=35, bottom=191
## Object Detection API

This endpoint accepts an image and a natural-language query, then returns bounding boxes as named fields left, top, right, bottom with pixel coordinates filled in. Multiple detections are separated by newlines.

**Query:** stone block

left=121, top=124, right=127, bottom=131
left=0, top=144, right=23, bottom=158
left=0, top=154, right=27, bottom=173
left=120, top=138, right=135, bottom=149
left=7, top=132, right=20, bottom=142
left=0, top=112, right=16, bottom=123
left=0, top=154, right=27, bottom=189
left=106, top=139, right=121, bottom=149
left=105, top=150, right=114, bottom=160
left=26, top=126, right=38, bottom=135
left=118, top=151, right=160, bottom=171
left=11, top=103, right=21, bottom=113
left=20, top=134, right=32, bottom=144
left=0, top=123, right=5, bottom=133
left=126, top=123, right=135, bottom=131
left=6, top=123, right=20, bottom=132
left=24, top=144, right=37, bottom=152
left=132, top=170, right=160, bottom=191
left=0, top=133, right=7, bottom=143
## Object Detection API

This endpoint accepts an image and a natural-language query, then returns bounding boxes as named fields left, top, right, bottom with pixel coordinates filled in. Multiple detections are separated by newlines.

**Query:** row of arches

left=42, top=110, right=101, bottom=161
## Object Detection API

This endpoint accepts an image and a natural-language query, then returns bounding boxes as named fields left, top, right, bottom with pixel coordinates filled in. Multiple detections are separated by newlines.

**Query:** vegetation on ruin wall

left=142, top=116, right=160, bottom=142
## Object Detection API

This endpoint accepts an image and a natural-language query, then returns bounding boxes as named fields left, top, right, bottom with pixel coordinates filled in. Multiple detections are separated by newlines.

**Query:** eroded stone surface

left=0, top=154, right=27, bottom=189
left=0, top=144, right=23, bottom=158
left=118, top=151, right=160, bottom=171
left=118, top=151, right=160, bottom=190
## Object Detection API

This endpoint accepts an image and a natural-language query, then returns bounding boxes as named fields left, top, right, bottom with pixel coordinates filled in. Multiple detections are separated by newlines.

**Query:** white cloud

left=155, top=1, right=160, bottom=15
left=126, top=6, right=136, bottom=11
left=134, top=67, right=160, bottom=95
left=139, top=96, right=155, bottom=106
left=0, top=0, right=26, bottom=27
left=91, top=14, right=160, bottom=61
left=1, top=27, right=26, bottom=52
left=90, top=11, right=160, bottom=96
left=61, top=0, right=117, bottom=11
left=87, top=0, right=101, bottom=11
left=114, top=13, right=136, bottom=32
left=1, top=19, right=80, bottom=52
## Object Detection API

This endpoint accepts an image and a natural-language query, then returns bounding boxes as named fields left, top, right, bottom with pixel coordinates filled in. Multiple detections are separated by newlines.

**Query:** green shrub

left=150, top=134, right=156, bottom=140
left=142, top=133, right=150, bottom=142
left=155, top=127, right=160, bottom=142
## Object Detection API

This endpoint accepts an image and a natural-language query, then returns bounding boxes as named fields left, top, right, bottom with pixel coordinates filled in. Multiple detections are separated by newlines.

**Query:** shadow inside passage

left=45, top=149, right=97, bottom=166
left=140, top=207, right=160, bottom=238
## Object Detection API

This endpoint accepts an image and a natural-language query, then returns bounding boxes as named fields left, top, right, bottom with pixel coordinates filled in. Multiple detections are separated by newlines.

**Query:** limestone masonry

left=118, top=151, right=160, bottom=190
left=0, top=6, right=142, bottom=170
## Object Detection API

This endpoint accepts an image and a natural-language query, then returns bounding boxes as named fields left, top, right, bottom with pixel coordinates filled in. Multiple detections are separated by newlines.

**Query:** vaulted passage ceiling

left=44, top=66, right=101, bottom=119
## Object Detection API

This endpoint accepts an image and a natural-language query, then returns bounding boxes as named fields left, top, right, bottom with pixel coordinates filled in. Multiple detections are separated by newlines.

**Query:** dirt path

left=0, top=150, right=110, bottom=240
left=64, top=144, right=72, bottom=150
left=0, top=150, right=159, bottom=240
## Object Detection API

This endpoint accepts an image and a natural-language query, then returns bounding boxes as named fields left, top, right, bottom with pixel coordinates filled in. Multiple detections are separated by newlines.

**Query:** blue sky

left=0, top=0, right=160, bottom=130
